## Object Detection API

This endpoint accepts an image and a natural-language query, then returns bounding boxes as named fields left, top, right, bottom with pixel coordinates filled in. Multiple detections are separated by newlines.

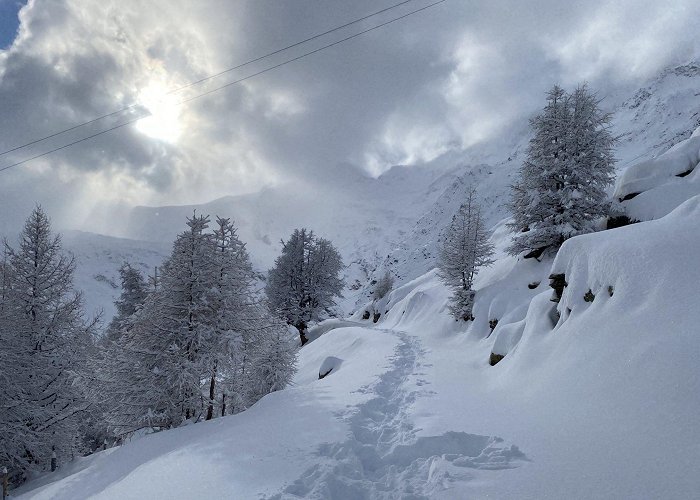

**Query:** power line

left=0, top=0, right=446, bottom=174
left=172, top=0, right=421, bottom=94
left=0, top=118, right=142, bottom=173
left=178, top=0, right=447, bottom=105
left=0, top=0, right=423, bottom=159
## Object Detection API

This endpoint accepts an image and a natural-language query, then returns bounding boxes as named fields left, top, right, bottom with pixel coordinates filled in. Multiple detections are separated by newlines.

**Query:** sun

left=135, top=83, right=182, bottom=143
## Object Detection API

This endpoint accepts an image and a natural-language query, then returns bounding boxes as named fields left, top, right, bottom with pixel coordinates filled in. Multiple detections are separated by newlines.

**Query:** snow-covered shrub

left=373, top=271, right=394, bottom=299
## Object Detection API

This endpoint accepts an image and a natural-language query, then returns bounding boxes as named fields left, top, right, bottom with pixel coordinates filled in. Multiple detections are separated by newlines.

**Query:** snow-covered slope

left=615, top=126, right=700, bottom=221
left=352, top=197, right=700, bottom=499
left=16, top=122, right=700, bottom=498
left=360, top=61, right=700, bottom=302
left=62, top=231, right=169, bottom=323
left=17, top=201, right=700, bottom=498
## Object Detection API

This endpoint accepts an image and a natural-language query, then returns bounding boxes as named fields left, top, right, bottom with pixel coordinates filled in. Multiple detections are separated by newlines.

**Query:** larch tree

left=438, top=189, right=495, bottom=321
left=94, top=213, right=297, bottom=438
left=105, top=262, right=148, bottom=342
left=508, top=84, right=616, bottom=257
left=0, top=206, right=94, bottom=478
left=265, top=229, right=344, bottom=346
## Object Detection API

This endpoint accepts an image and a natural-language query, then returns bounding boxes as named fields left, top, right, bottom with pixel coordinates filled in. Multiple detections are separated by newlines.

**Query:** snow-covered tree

left=203, top=216, right=254, bottom=420
left=95, top=213, right=296, bottom=437
left=0, top=206, right=94, bottom=478
left=94, top=214, right=215, bottom=434
left=508, top=84, right=616, bottom=257
left=140, top=213, right=216, bottom=422
left=245, top=316, right=298, bottom=404
left=105, top=262, right=148, bottom=342
left=438, top=189, right=494, bottom=321
left=266, top=229, right=344, bottom=345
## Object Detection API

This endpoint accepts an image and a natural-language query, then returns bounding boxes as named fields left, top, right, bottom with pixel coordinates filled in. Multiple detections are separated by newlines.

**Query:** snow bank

left=389, top=196, right=700, bottom=498
left=615, top=126, right=700, bottom=220
left=15, top=327, right=399, bottom=500
left=305, top=318, right=360, bottom=343
left=553, top=194, right=700, bottom=325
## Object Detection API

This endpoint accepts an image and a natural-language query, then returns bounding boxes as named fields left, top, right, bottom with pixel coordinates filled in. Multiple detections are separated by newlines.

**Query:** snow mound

left=306, top=319, right=360, bottom=343
left=551, top=193, right=700, bottom=330
left=318, top=356, right=343, bottom=379
left=615, top=126, right=700, bottom=221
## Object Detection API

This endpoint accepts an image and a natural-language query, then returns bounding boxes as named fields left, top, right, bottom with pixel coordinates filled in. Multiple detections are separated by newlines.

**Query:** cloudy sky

left=0, top=0, right=698, bottom=234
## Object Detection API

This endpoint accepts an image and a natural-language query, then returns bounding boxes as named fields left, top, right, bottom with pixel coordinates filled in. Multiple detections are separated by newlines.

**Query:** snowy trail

left=270, top=329, right=526, bottom=499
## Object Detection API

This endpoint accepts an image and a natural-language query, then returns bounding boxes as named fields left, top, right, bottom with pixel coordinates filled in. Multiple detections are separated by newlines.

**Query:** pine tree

left=204, top=216, right=254, bottom=420
left=438, top=189, right=494, bottom=321
left=93, top=291, right=180, bottom=436
left=149, top=213, right=216, bottom=422
left=266, top=229, right=344, bottom=345
left=0, top=206, right=93, bottom=478
left=508, top=84, right=616, bottom=257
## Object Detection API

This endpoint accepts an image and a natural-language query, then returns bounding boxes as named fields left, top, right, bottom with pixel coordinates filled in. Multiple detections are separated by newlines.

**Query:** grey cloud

left=0, top=0, right=699, bottom=235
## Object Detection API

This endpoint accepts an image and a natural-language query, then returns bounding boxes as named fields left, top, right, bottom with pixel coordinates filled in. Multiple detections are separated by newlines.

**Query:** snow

left=61, top=231, right=169, bottom=324
left=26, top=198, right=700, bottom=496
left=615, top=126, right=700, bottom=221
left=10, top=61, right=700, bottom=499
left=15, top=327, right=399, bottom=499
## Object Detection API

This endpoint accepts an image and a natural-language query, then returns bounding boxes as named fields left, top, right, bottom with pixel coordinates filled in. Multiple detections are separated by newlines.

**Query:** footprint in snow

left=267, top=332, right=527, bottom=500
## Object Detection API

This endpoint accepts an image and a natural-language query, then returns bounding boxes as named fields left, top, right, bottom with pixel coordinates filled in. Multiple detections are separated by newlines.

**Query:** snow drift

left=616, top=126, right=700, bottom=221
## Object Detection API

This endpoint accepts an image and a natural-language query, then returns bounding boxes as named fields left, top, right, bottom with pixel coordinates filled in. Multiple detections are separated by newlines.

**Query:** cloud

left=0, top=0, right=698, bottom=235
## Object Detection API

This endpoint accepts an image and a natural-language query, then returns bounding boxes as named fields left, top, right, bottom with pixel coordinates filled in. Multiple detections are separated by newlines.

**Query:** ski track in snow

left=268, top=330, right=527, bottom=500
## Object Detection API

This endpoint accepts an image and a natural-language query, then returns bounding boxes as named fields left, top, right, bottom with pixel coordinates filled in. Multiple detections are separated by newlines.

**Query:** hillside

left=60, top=61, right=700, bottom=326
left=61, top=231, right=170, bottom=322
left=14, top=108, right=700, bottom=500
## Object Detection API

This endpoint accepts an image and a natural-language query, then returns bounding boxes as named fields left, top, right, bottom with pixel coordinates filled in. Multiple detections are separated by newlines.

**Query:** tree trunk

left=295, top=320, right=308, bottom=346
left=205, top=363, right=217, bottom=421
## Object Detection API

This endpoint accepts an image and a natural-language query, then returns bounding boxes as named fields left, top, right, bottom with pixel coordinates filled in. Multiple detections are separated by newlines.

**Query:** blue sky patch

left=0, top=0, right=26, bottom=48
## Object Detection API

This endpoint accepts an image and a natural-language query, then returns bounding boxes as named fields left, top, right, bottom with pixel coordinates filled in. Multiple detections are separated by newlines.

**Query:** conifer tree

left=438, top=189, right=494, bottom=321
left=266, top=229, right=344, bottom=345
left=246, top=321, right=298, bottom=403
left=95, top=213, right=297, bottom=436
left=105, top=262, right=148, bottom=342
left=0, top=206, right=93, bottom=477
left=508, top=84, right=616, bottom=257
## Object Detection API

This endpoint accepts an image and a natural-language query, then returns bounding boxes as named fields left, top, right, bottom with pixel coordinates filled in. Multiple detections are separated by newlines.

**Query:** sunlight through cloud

left=135, top=83, right=182, bottom=143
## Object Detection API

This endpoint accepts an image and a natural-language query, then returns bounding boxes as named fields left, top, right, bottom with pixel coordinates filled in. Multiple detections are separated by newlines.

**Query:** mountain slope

left=359, top=60, right=700, bottom=301
left=62, top=231, right=169, bottom=322
left=13, top=66, right=700, bottom=500
left=17, top=190, right=700, bottom=498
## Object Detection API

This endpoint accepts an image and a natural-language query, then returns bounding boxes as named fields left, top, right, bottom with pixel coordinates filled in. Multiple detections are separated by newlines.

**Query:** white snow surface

left=11, top=61, right=700, bottom=499
left=61, top=231, right=169, bottom=324
left=16, top=194, right=700, bottom=498
left=615, top=126, right=700, bottom=221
